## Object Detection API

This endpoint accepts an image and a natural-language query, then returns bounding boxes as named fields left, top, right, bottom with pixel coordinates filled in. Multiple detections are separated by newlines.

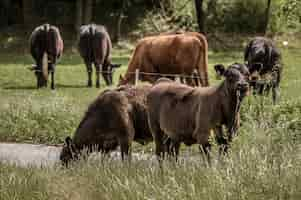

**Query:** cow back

left=78, top=24, right=112, bottom=65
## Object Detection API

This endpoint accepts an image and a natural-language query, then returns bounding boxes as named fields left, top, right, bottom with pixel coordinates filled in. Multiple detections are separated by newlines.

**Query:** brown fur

left=29, top=23, right=63, bottom=89
left=147, top=65, right=249, bottom=162
left=118, top=32, right=209, bottom=87
left=60, top=83, right=153, bottom=164
left=78, top=24, right=121, bottom=87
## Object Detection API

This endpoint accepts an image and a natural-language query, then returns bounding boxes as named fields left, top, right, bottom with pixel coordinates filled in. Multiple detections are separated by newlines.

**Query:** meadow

left=0, top=35, right=300, bottom=199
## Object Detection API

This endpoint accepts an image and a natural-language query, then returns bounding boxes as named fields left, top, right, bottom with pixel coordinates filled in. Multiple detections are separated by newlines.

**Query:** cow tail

left=89, top=25, right=95, bottom=63
left=42, top=52, right=48, bottom=81
left=197, top=35, right=209, bottom=86
left=44, top=23, right=50, bottom=32
left=42, top=24, right=50, bottom=81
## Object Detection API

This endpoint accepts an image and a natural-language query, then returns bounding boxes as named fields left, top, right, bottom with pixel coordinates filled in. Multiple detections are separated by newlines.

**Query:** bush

left=270, top=0, right=301, bottom=34
left=206, top=0, right=267, bottom=33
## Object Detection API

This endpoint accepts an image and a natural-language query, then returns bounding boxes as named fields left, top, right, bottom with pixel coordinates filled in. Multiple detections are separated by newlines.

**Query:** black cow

left=78, top=24, right=121, bottom=88
left=29, top=24, right=63, bottom=89
left=244, top=37, right=282, bottom=103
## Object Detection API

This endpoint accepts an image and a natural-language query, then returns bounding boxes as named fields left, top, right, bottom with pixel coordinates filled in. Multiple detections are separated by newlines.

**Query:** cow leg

left=186, top=76, right=195, bottom=87
left=164, top=137, right=180, bottom=161
left=264, top=83, right=271, bottom=96
left=95, top=64, right=101, bottom=88
left=199, top=142, right=211, bottom=167
left=119, top=137, right=130, bottom=161
left=170, top=140, right=180, bottom=162
left=50, top=63, right=55, bottom=90
left=36, top=60, right=43, bottom=88
left=102, top=64, right=112, bottom=86
left=179, top=76, right=185, bottom=84
left=272, top=69, right=281, bottom=104
left=214, top=126, right=229, bottom=156
left=195, top=128, right=211, bottom=166
left=155, top=132, right=166, bottom=164
left=150, top=123, right=166, bottom=163
left=258, top=83, right=265, bottom=96
left=193, top=70, right=201, bottom=87
left=272, top=85, right=280, bottom=104
left=85, top=61, right=93, bottom=87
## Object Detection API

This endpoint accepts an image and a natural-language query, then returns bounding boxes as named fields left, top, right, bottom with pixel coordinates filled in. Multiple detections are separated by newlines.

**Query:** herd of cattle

left=27, top=23, right=282, bottom=165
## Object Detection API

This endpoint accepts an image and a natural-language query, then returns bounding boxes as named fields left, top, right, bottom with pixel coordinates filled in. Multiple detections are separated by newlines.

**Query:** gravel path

left=0, top=143, right=203, bottom=167
left=0, top=143, right=62, bottom=167
left=0, top=143, right=159, bottom=167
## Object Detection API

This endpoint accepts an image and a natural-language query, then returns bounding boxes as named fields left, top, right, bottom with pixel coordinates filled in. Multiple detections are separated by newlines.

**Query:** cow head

left=215, top=63, right=250, bottom=99
left=102, top=63, right=122, bottom=85
left=246, top=62, right=263, bottom=88
left=215, top=63, right=250, bottom=81
left=60, top=136, right=79, bottom=166
left=28, top=60, right=48, bottom=88
left=118, top=74, right=128, bottom=86
left=214, top=64, right=226, bottom=80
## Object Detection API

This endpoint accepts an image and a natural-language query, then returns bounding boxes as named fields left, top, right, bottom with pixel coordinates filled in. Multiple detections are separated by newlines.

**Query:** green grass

left=0, top=37, right=300, bottom=199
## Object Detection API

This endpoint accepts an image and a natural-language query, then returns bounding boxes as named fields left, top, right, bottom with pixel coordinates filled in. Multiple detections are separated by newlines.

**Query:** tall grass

left=0, top=37, right=300, bottom=199
left=1, top=130, right=300, bottom=200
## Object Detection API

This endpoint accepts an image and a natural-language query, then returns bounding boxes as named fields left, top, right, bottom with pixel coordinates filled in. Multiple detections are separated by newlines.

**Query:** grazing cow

left=29, top=24, right=63, bottom=89
left=59, top=83, right=153, bottom=165
left=118, top=32, right=209, bottom=87
left=147, top=63, right=250, bottom=163
left=244, top=37, right=282, bottom=103
left=78, top=24, right=121, bottom=87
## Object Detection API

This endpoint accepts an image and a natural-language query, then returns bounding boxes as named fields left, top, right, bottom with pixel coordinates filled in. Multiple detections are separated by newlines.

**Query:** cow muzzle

left=237, top=82, right=249, bottom=98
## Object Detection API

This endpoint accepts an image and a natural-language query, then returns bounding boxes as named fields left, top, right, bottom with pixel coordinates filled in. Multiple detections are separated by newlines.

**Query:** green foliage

left=207, top=0, right=267, bottom=33
left=137, top=0, right=300, bottom=35
left=136, top=0, right=197, bottom=35
left=270, top=0, right=301, bottom=34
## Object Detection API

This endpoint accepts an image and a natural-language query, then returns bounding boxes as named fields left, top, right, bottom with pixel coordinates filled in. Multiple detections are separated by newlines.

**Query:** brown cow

left=78, top=24, right=121, bottom=87
left=29, top=23, right=63, bottom=89
left=59, top=83, right=153, bottom=165
left=147, top=63, right=250, bottom=163
left=118, top=32, right=209, bottom=87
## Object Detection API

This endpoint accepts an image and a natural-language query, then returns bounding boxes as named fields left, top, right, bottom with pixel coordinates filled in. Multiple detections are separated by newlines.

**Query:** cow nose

left=251, top=76, right=258, bottom=81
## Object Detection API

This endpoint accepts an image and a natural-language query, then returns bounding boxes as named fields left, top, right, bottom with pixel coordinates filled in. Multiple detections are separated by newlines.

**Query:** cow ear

left=28, top=65, right=37, bottom=71
left=65, top=136, right=73, bottom=147
left=111, top=64, right=121, bottom=68
left=214, top=64, right=225, bottom=79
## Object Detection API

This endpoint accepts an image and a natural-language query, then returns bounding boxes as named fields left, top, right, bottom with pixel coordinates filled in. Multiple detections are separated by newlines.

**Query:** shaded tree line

left=0, top=0, right=299, bottom=36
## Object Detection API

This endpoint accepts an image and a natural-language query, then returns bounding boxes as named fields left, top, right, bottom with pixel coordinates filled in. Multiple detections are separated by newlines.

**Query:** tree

left=84, top=0, right=93, bottom=24
left=76, top=0, right=83, bottom=41
left=194, top=0, right=205, bottom=34
left=114, top=0, right=127, bottom=43
left=263, top=0, right=272, bottom=34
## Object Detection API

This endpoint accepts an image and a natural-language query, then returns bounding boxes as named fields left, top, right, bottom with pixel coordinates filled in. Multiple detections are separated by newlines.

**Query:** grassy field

left=0, top=36, right=300, bottom=199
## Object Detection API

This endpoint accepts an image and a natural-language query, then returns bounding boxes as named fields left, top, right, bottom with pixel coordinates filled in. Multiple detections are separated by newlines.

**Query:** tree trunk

left=114, top=0, right=125, bottom=43
left=23, top=0, right=34, bottom=26
left=75, top=0, right=83, bottom=41
left=194, top=0, right=205, bottom=34
left=84, top=0, right=93, bottom=24
left=264, top=0, right=272, bottom=34
left=208, top=0, right=217, bottom=17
